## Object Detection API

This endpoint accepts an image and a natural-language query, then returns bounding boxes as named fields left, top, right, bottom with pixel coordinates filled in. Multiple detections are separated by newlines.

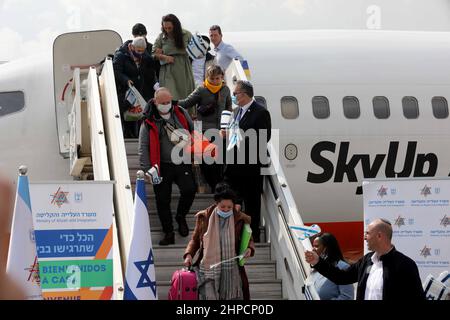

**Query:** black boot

left=159, top=232, right=175, bottom=246
left=176, top=216, right=189, bottom=237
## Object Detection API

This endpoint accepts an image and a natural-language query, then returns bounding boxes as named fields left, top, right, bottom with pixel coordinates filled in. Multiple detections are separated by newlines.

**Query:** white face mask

left=157, top=103, right=172, bottom=114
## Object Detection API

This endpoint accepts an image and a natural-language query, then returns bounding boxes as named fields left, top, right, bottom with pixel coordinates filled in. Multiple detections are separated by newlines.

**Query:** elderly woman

left=183, top=183, right=255, bottom=300
left=152, top=14, right=195, bottom=100
left=113, top=36, right=152, bottom=138
left=179, top=65, right=231, bottom=191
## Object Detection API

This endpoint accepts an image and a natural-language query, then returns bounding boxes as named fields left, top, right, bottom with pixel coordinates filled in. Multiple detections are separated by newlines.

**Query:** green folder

left=239, top=223, right=252, bottom=266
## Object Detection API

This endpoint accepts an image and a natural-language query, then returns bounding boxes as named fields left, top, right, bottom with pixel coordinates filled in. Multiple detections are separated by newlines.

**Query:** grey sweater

left=178, top=84, right=232, bottom=131
left=138, top=105, right=193, bottom=172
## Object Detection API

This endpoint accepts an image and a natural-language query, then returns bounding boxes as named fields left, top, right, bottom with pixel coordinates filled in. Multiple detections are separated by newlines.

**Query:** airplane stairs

left=126, top=140, right=284, bottom=299
left=70, top=55, right=316, bottom=300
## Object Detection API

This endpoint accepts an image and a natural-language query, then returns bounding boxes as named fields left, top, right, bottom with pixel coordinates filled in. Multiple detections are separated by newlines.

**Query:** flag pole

left=6, top=165, right=43, bottom=300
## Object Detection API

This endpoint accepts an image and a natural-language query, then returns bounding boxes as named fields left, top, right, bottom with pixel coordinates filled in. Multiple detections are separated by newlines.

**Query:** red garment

left=145, top=105, right=191, bottom=172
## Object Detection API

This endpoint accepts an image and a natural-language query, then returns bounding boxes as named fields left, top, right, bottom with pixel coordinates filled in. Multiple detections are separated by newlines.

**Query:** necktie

left=236, top=108, right=243, bottom=122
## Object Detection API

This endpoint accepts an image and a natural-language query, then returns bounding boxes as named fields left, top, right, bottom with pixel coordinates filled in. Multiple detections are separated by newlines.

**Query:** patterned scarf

left=197, top=208, right=243, bottom=300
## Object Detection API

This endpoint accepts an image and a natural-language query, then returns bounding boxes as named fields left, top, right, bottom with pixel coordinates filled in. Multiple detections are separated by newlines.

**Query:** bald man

left=305, top=219, right=425, bottom=300
left=138, top=87, right=196, bottom=245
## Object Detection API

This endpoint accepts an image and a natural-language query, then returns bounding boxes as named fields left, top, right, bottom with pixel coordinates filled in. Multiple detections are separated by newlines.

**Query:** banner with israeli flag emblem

left=6, top=168, right=42, bottom=300
left=124, top=173, right=157, bottom=300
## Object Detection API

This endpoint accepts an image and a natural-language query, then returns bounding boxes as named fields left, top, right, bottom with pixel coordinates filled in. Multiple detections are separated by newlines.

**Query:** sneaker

left=159, top=232, right=175, bottom=246
left=176, top=216, right=189, bottom=237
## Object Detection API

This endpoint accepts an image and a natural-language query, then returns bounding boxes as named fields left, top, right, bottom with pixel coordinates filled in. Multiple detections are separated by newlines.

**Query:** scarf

left=197, top=208, right=243, bottom=300
left=204, top=79, right=222, bottom=94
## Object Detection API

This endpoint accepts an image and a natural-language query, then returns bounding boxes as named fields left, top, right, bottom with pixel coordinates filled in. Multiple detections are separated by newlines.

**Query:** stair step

left=156, top=279, right=283, bottom=300
left=151, top=227, right=266, bottom=246
left=145, top=198, right=214, bottom=212
left=130, top=178, right=212, bottom=194
left=154, top=261, right=276, bottom=281
left=153, top=243, right=271, bottom=263
left=125, top=139, right=139, bottom=155
left=149, top=212, right=197, bottom=229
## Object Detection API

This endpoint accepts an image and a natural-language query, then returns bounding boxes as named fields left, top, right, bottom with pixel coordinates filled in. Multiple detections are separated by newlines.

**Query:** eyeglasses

left=233, top=91, right=243, bottom=96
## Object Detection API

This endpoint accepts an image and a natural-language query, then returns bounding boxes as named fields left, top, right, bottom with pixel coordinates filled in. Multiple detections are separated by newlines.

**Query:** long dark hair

left=316, top=233, right=345, bottom=265
left=161, top=14, right=185, bottom=49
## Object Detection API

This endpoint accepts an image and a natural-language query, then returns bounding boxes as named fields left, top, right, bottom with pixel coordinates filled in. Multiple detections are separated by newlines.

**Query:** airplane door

left=53, top=30, right=122, bottom=156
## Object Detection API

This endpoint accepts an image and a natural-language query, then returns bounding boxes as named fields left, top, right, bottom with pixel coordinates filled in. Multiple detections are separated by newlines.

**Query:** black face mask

left=133, top=51, right=144, bottom=58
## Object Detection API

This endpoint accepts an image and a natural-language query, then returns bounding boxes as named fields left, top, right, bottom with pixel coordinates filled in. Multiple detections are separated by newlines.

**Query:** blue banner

left=35, top=229, right=108, bottom=258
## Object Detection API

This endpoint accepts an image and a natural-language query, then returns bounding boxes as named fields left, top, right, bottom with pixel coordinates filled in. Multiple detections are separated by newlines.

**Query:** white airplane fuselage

left=2, top=30, right=450, bottom=255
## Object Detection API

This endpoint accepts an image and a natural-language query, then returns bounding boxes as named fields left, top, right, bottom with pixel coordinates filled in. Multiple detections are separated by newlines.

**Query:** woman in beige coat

left=184, top=183, right=255, bottom=300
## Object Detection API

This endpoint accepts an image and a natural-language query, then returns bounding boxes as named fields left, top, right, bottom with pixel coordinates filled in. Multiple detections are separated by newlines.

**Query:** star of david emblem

left=420, top=185, right=432, bottom=197
left=377, top=185, right=388, bottom=197
left=25, top=256, right=41, bottom=284
left=134, top=249, right=157, bottom=296
left=420, top=245, right=432, bottom=258
left=440, top=215, right=449, bottom=228
left=50, top=187, right=69, bottom=207
left=394, top=216, right=405, bottom=228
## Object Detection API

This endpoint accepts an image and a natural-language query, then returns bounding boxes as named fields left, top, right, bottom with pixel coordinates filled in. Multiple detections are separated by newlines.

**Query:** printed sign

left=363, top=179, right=450, bottom=282
left=30, top=181, right=114, bottom=300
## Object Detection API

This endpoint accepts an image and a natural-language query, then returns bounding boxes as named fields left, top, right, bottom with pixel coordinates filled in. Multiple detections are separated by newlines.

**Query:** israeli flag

left=124, top=175, right=157, bottom=300
left=6, top=171, right=42, bottom=300
left=289, top=224, right=321, bottom=240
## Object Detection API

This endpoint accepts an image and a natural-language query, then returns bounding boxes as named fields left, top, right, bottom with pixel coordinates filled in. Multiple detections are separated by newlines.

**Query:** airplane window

left=431, top=96, right=448, bottom=119
left=0, top=91, right=25, bottom=117
left=373, top=96, right=390, bottom=119
left=281, top=96, right=299, bottom=119
left=255, top=96, right=267, bottom=109
left=343, top=96, right=360, bottom=119
left=312, top=96, right=330, bottom=119
left=402, top=96, right=419, bottom=119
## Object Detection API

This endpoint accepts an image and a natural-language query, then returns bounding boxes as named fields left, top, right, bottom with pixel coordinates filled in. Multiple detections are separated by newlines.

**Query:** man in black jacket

left=305, top=218, right=425, bottom=300
left=113, top=24, right=159, bottom=138
left=223, top=80, right=271, bottom=242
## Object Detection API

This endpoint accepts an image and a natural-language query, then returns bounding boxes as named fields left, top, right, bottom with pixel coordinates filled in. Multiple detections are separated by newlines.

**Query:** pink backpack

left=168, top=268, right=198, bottom=300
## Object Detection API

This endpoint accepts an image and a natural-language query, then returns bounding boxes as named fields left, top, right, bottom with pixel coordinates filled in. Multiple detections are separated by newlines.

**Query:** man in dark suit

left=305, top=218, right=425, bottom=300
left=223, top=80, right=272, bottom=242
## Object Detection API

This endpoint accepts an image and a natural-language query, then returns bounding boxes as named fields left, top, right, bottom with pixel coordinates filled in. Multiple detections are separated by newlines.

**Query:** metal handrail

left=98, top=58, right=135, bottom=299
left=86, top=66, right=126, bottom=300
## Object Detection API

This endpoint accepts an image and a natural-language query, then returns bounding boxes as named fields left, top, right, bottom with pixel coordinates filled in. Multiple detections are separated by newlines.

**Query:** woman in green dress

left=152, top=14, right=195, bottom=100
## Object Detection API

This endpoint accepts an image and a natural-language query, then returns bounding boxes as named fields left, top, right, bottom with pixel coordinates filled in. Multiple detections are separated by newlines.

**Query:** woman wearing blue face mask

left=183, top=183, right=255, bottom=300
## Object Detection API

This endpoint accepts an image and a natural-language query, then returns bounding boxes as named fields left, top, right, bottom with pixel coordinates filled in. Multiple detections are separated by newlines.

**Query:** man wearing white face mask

left=138, top=87, right=197, bottom=245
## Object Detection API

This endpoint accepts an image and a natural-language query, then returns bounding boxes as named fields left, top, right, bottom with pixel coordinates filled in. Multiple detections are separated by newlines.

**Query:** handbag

left=164, top=121, right=190, bottom=147
left=124, top=85, right=146, bottom=121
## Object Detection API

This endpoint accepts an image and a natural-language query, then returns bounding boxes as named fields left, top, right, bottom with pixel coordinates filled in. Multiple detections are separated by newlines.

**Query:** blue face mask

left=216, top=208, right=233, bottom=219
left=231, top=95, right=238, bottom=105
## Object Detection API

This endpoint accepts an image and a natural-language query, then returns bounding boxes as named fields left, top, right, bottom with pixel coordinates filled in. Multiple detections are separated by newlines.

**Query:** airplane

left=2, top=29, right=450, bottom=261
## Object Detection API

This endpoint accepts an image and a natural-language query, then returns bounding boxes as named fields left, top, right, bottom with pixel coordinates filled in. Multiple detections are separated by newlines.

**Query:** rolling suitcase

left=168, top=268, right=198, bottom=300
